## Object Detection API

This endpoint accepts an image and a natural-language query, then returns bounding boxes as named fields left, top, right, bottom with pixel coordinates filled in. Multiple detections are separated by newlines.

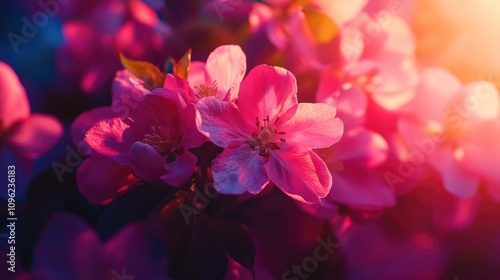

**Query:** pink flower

left=250, top=0, right=419, bottom=110
left=72, top=106, right=140, bottom=204
left=314, top=72, right=395, bottom=210
left=398, top=67, right=500, bottom=200
left=0, top=62, right=63, bottom=199
left=196, top=65, right=343, bottom=203
left=84, top=89, right=205, bottom=187
left=73, top=72, right=197, bottom=204
left=57, top=0, right=172, bottom=93
left=250, top=0, right=367, bottom=51
left=341, top=13, right=419, bottom=110
left=188, top=45, right=247, bottom=102
left=28, top=213, right=170, bottom=279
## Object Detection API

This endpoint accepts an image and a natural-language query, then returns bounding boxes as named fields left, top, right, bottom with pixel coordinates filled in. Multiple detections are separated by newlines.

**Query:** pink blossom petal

left=266, top=149, right=331, bottom=203
left=103, top=221, right=168, bottom=279
left=205, top=45, right=247, bottom=100
left=428, top=146, right=480, bottom=198
left=397, top=117, right=429, bottom=160
left=163, top=74, right=196, bottom=104
left=71, top=107, right=116, bottom=147
left=85, top=117, right=131, bottom=164
left=286, top=9, right=339, bottom=71
left=160, top=151, right=197, bottom=187
left=128, top=0, right=160, bottom=26
left=316, top=73, right=367, bottom=128
left=238, top=65, right=298, bottom=127
left=368, top=54, right=419, bottom=111
left=212, top=144, right=269, bottom=195
left=128, top=142, right=167, bottom=182
left=0, top=62, right=30, bottom=128
left=31, top=213, right=103, bottom=280
left=334, top=127, right=388, bottom=168
left=112, top=70, right=149, bottom=117
left=81, top=64, right=117, bottom=94
left=339, top=26, right=364, bottom=65
left=359, top=16, right=418, bottom=110
left=397, top=118, right=478, bottom=197
left=360, top=14, right=415, bottom=58
left=179, top=105, right=207, bottom=149
left=329, top=168, right=395, bottom=209
left=403, top=67, right=461, bottom=123
left=196, top=97, right=253, bottom=148
left=150, top=89, right=205, bottom=148
left=187, top=61, right=206, bottom=91
left=316, top=0, right=368, bottom=26
left=279, top=103, right=343, bottom=149
left=77, top=155, right=139, bottom=205
left=125, top=93, right=180, bottom=138
left=249, top=3, right=288, bottom=50
left=9, top=114, right=63, bottom=160
left=461, top=121, right=500, bottom=183
left=453, top=81, right=500, bottom=123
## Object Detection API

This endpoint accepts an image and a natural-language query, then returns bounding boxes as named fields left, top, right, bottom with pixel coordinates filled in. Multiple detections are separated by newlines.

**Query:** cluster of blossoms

left=75, top=45, right=344, bottom=204
left=5, top=0, right=500, bottom=279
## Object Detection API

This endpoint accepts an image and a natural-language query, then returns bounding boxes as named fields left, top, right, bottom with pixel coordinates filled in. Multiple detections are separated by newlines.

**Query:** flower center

left=194, top=81, right=218, bottom=100
left=143, top=125, right=184, bottom=163
left=247, top=115, right=286, bottom=157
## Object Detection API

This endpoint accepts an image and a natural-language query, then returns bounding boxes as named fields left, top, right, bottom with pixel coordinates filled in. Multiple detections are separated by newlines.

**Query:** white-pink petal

left=266, top=150, right=332, bottom=203
left=279, top=103, right=343, bottom=149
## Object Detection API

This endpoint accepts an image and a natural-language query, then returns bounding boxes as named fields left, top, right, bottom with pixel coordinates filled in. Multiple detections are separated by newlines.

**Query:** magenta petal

left=280, top=103, right=344, bottom=149
left=334, top=127, right=388, bottom=168
left=9, top=114, right=63, bottom=160
left=77, top=155, right=139, bottom=205
left=316, top=73, right=367, bottom=129
left=0, top=62, right=30, bottom=128
left=339, top=26, right=364, bottom=64
left=196, top=97, right=252, bottom=148
left=71, top=107, right=116, bottom=148
left=103, top=221, right=168, bottom=280
left=212, top=144, right=269, bottom=195
left=163, top=74, right=196, bottom=104
left=129, top=142, right=167, bottom=182
left=461, top=121, right=500, bottom=183
left=85, top=117, right=131, bottom=163
left=238, top=65, right=298, bottom=126
left=112, top=70, right=149, bottom=118
left=187, top=61, right=206, bottom=90
left=126, top=94, right=180, bottom=137
left=266, top=150, right=331, bottom=203
left=205, top=45, right=247, bottom=101
left=160, top=151, right=197, bottom=187
left=368, top=53, right=419, bottom=110
left=428, top=146, right=480, bottom=198
left=404, top=67, right=461, bottom=123
left=31, top=213, right=103, bottom=280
